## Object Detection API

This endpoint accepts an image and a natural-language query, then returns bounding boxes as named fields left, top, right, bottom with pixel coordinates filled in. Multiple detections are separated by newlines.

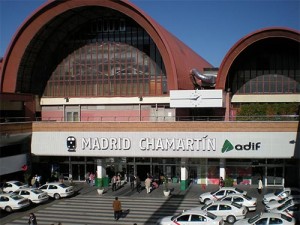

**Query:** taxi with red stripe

left=199, top=187, right=247, bottom=204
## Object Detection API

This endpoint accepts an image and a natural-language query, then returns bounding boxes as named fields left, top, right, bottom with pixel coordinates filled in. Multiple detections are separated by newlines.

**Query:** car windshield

left=278, top=198, right=288, bottom=203
left=243, top=194, right=252, bottom=200
left=281, top=213, right=293, bottom=222
left=32, top=189, right=44, bottom=194
left=248, top=214, right=260, bottom=223
left=274, top=189, right=284, bottom=196
left=235, top=188, right=244, bottom=194
left=202, top=202, right=212, bottom=210
left=171, top=214, right=181, bottom=221
left=13, top=181, right=25, bottom=187
left=277, top=201, right=291, bottom=210
left=58, top=184, right=68, bottom=188
left=10, top=194, right=24, bottom=200
left=232, top=202, right=242, bottom=208
left=206, top=211, right=217, bottom=219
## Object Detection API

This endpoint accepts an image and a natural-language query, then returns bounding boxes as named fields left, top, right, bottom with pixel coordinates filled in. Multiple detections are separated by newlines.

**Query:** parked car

left=39, top=182, right=74, bottom=199
left=263, top=188, right=300, bottom=204
left=194, top=201, right=247, bottom=224
left=265, top=195, right=300, bottom=212
left=234, top=212, right=296, bottom=225
left=199, top=187, right=247, bottom=204
left=2, top=181, right=28, bottom=193
left=156, top=210, right=225, bottom=225
left=270, top=200, right=300, bottom=222
left=13, top=187, right=49, bottom=204
left=0, top=193, right=30, bottom=213
left=206, top=193, right=257, bottom=211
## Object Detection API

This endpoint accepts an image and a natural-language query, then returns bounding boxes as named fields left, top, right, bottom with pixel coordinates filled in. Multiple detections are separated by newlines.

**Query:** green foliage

left=98, top=178, right=103, bottom=189
left=236, top=103, right=299, bottom=121
left=224, top=177, right=234, bottom=187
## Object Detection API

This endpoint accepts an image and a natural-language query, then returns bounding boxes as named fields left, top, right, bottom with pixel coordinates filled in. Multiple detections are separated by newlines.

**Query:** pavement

left=74, top=180, right=280, bottom=199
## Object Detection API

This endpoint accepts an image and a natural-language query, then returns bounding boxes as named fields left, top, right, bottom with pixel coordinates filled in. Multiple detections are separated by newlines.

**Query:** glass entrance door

left=72, top=164, right=85, bottom=181
left=267, top=167, right=284, bottom=186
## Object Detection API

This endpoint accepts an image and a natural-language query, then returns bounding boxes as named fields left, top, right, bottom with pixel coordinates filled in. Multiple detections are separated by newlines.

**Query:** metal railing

left=1, top=115, right=299, bottom=123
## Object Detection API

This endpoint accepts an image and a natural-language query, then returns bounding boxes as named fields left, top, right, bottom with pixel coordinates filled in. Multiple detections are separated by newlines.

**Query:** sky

left=0, top=0, right=299, bottom=67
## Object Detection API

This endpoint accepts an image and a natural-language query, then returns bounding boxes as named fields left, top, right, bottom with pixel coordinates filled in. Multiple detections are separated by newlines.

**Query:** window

left=233, top=197, right=244, bottom=203
left=207, top=205, right=218, bottom=211
left=215, top=190, right=225, bottom=196
left=255, top=218, right=268, bottom=225
left=176, top=214, right=190, bottom=221
left=219, top=204, right=231, bottom=210
left=191, top=215, right=206, bottom=222
left=269, top=218, right=283, bottom=225
left=39, top=185, right=48, bottom=190
left=49, top=185, right=58, bottom=189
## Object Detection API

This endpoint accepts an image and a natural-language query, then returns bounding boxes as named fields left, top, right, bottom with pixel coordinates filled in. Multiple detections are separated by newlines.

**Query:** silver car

left=206, top=193, right=257, bottom=211
left=265, top=195, right=300, bottom=212
left=13, top=187, right=49, bottom=204
left=156, top=210, right=225, bottom=225
left=195, top=201, right=247, bottom=224
left=263, top=188, right=300, bottom=204
left=0, top=193, right=30, bottom=213
left=39, top=182, right=74, bottom=199
left=270, top=200, right=300, bottom=222
left=234, top=213, right=296, bottom=225
left=199, top=187, right=247, bottom=204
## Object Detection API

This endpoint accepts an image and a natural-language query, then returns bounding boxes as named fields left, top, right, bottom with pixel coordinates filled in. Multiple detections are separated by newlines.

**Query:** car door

left=189, top=214, right=209, bottom=224
left=254, top=218, right=268, bottom=225
left=206, top=204, right=220, bottom=217
left=232, top=196, right=245, bottom=205
left=39, top=185, right=50, bottom=196
left=219, top=203, right=232, bottom=216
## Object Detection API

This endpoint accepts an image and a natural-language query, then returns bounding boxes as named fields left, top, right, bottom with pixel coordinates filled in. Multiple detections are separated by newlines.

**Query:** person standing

left=258, top=177, right=263, bottom=194
left=112, top=175, right=117, bottom=191
left=28, top=212, right=37, bottom=225
left=136, top=176, right=141, bottom=193
left=145, top=176, right=152, bottom=194
left=130, top=174, right=135, bottom=191
left=219, top=177, right=224, bottom=188
left=112, top=197, right=122, bottom=220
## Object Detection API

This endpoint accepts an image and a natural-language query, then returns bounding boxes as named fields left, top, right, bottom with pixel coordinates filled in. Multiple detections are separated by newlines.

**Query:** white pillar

left=220, top=158, right=226, bottom=179
left=96, top=159, right=106, bottom=178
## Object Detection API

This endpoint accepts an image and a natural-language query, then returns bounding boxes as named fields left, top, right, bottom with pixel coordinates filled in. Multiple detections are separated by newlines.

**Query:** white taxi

left=195, top=201, right=247, bottom=224
left=263, top=188, right=300, bottom=204
left=199, top=187, right=247, bottom=204
left=0, top=193, right=30, bottom=212
left=39, top=182, right=74, bottom=199
left=2, top=181, right=28, bottom=193
left=13, top=187, right=49, bottom=204
left=234, top=213, right=296, bottom=225
left=156, top=210, right=224, bottom=225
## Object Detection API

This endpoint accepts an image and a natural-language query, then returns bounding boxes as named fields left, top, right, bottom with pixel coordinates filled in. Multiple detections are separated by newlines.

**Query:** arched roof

left=0, top=0, right=212, bottom=95
left=216, top=27, right=300, bottom=89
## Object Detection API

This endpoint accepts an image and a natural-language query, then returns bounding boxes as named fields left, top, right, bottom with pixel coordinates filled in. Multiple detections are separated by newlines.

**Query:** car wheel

left=54, top=193, right=61, bottom=199
left=226, top=215, right=236, bottom=224
left=5, top=206, right=13, bottom=213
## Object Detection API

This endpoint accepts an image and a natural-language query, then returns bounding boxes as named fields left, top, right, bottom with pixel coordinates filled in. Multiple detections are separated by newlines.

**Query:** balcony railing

left=1, top=115, right=299, bottom=123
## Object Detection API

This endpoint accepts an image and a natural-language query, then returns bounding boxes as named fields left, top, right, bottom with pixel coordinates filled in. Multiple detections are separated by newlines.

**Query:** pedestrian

left=112, top=175, right=117, bottom=191
left=28, top=212, right=37, bottom=225
left=136, top=176, right=141, bottom=193
left=112, top=197, right=122, bottom=220
left=145, top=176, right=152, bottom=194
left=130, top=174, right=135, bottom=191
left=219, top=177, right=224, bottom=188
left=258, top=177, right=263, bottom=194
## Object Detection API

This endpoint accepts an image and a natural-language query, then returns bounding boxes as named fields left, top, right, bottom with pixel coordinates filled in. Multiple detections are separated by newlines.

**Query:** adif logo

left=67, top=136, right=76, bottom=152
left=222, top=139, right=261, bottom=153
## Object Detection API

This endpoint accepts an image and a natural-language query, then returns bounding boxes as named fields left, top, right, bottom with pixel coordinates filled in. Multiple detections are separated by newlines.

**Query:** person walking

left=112, top=175, right=117, bottom=191
left=112, top=197, right=122, bottom=220
left=130, top=174, right=135, bottom=191
left=136, top=176, right=141, bottom=193
left=145, top=176, right=152, bottom=194
left=28, top=212, right=37, bottom=225
left=258, top=177, right=263, bottom=194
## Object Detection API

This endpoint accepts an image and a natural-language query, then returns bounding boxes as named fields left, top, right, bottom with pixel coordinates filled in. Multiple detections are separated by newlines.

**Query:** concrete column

left=220, top=158, right=226, bottom=179
left=180, top=158, right=188, bottom=191
left=96, top=159, right=108, bottom=187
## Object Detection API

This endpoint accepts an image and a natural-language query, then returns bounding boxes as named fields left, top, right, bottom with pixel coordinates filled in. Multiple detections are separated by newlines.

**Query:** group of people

left=111, top=173, right=123, bottom=191
left=85, top=172, right=96, bottom=186
left=31, top=174, right=42, bottom=188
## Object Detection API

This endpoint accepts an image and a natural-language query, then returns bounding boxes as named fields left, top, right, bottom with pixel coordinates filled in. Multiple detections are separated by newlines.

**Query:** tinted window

left=49, top=185, right=58, bottom=189
left=207, top=205, right=218, bottom=211
left=177, top=214, right=190, bottom=221
left=215, top=190, right=225, bottom=196
left=191, top=215, right=206, bottom=222
left=219, top=204, right=231, bottom=210
left=269, top=218, right=283, bottom=225
left=255, top=218, right=268, bottom=225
